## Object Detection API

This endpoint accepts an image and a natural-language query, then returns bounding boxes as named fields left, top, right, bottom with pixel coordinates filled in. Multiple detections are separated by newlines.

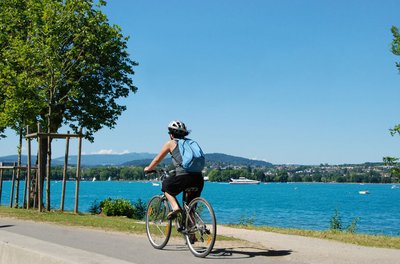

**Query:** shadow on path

left=0, top=225, right=14, bottom=229
left=164, top=243, right=292, bottom=259
left=209, top=246, right=292, bottom=259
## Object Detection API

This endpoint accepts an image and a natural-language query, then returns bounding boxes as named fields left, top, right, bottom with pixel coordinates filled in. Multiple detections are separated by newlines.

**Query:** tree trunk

left=46, top=133, right=51, bottom=211
left=14, top=127, right=23, bottom=207
left=25, top=132, right=31, bottom=209
left=39, top=136, right=48, bottom=211
left=0, top=163, right=3, bottom=205
left=9, top=162, right=16, bottom=208
left=74, top=129, right=83, bottom=214
left=61, top=132, right=70, bottom=211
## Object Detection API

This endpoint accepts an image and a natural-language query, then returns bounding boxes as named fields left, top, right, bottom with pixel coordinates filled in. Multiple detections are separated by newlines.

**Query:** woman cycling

left=144, top=120, right=204, bottom=220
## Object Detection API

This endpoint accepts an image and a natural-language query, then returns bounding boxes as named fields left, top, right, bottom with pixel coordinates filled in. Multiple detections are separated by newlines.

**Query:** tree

left=1, top=0, right=138, bottom=140
left=0, top=0, right=45, bottom=206
left=389, top=26, right=400, bottom=138
left=275, top=170, right=289, bottom=182
left=0, top=0, right=138, bottom=209
left=383, top=26, right=400, bottom=182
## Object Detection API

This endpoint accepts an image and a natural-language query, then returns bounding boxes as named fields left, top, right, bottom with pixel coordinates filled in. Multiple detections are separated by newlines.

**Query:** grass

left=0, top=206, right=232, bottom=241
left=227, top=224, right=400, bottom=249
left=1, top=206, right=399, bottom=248
left=0, top=206, right=146, bottom=233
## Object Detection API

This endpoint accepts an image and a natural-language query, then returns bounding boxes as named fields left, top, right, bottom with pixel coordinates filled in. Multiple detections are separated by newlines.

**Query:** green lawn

left=0, top=206, right=231, bottom=241
left=228, top=224, right=400, bottom=249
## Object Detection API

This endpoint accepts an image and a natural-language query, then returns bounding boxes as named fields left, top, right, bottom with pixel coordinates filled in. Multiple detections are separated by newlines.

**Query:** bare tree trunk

left=33, top=160, right=38, bottom=209
left=61, top=132, right=70, bottom=211
left=10, top=162, right=16, bottom=208
left=15, top=127, right=23, bottom=207
left=25, top=126, right=31, bottom=209
left=38, top=136, right=48, bottom=211
left=0, top=163, right=3, bottom=205
left=74, top=129, right=83, bottom=214
left=37, top=124, right=43, bottom=211
left=46, top=133, right=52, bottom=211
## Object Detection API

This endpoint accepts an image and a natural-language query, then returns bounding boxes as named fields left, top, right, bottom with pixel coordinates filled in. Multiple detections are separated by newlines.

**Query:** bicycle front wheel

left=185, top=197, right=217, bottom=258
left=145, top=195, right=172, bottom=249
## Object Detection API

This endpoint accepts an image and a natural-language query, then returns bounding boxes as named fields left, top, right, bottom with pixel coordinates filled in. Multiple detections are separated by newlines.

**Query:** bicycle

left=144, top=169, right=217, bottom=258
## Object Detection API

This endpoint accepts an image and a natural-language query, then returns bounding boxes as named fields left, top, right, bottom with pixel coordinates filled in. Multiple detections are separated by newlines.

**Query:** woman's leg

left=165, top=192, right=180, bottom=211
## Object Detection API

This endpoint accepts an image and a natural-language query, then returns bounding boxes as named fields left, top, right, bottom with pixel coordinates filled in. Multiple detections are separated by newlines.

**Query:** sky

left=1, top=0, right=400, bottom=165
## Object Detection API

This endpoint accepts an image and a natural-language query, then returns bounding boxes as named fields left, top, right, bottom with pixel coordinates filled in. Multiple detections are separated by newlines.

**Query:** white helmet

left=168, top=120, right=189, bottom=136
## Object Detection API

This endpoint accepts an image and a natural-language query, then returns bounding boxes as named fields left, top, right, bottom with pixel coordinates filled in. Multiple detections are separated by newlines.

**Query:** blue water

left=1, top=181, right=399, bottom=236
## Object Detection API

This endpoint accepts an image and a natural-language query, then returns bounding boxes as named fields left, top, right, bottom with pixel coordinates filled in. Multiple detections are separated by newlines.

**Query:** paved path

left=0, top=218, right=291, bottom=264
left=218, top=226, right=400, bottom=264
left=1, top=218, right=399, bottom=264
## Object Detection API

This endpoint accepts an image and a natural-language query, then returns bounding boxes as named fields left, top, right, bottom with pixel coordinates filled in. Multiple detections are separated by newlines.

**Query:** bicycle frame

left=145, top=169, right=216, bottom=258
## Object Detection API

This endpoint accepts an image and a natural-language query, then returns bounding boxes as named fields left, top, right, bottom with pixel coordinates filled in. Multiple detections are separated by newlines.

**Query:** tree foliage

left=383, top=26, right=400, bottom=180
left=390, top=26, right=400, bottom=138
left=0, top=0, right=43, bottom=138
left=0, top=0, right=138, bottom=141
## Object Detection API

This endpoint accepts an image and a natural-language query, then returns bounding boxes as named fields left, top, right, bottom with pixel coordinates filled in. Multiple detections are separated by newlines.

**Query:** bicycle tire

left=145, top=195, right=172, bottom=249
left=185, top=197, right=217, bottom=258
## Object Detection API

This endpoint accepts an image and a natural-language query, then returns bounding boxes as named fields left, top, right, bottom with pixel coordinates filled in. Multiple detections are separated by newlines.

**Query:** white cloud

left=91, top=149, right=130, bottom=155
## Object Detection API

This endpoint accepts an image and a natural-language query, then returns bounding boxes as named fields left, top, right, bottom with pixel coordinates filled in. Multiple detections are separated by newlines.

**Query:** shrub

left=89, top=200, right=101, bottom=215
left=238, top=214, right=256, bottom=226
left=100, top=198, right=134, bottom=218
left=330, top=209, right=343, bottom=231
left=330, top=209, right=360, bottom=234
left=346, top=217, right=360, bottom=234
left=99, top=198, right=146, bottom=220
left=132, top=199, right=146, bottom=220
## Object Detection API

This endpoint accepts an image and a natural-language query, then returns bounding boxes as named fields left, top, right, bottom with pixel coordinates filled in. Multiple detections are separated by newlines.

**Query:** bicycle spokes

left=146, top=196, right=172, bottom=249
left=185, top=197, right=216, bottom=258
left=146, top=191, right=216, bottom=258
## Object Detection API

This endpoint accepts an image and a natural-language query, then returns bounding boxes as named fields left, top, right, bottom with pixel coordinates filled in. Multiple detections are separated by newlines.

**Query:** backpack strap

left=171, top=138, right=183, bottom=167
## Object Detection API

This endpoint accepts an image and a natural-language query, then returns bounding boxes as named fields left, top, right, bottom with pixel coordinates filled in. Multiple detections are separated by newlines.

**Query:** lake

left=1, top=181, right=399, bottom=236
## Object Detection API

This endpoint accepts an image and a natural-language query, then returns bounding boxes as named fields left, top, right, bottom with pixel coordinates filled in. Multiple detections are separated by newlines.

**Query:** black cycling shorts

left=162, top=172, right=204, bottom=198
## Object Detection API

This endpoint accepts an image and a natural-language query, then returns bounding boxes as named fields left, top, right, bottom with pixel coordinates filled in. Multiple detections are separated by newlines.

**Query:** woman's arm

left=144, top=141, right=172, bottom=171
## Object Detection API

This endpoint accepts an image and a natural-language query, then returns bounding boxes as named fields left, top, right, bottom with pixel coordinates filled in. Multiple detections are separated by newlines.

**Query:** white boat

left=359, top=190, right=369, bottom=195
left=391, top=185, right=399, bottom=189
left=229, top=177, right=260, bottom=185
left=92, top=177, right=96, bottom=182
left=152, top=182, right=160, bottom=187
left=108, top=176, right=111, bottom=181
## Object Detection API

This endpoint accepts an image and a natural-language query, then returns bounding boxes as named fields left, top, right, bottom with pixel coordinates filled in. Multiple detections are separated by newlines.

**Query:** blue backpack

left=177, top=139, right=205, bottom=172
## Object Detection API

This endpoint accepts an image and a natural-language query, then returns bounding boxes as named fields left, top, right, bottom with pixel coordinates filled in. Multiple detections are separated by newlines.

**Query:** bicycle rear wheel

left=185, top=197, right=217, bottom=258
left=145, top=195, right=172, bottom=249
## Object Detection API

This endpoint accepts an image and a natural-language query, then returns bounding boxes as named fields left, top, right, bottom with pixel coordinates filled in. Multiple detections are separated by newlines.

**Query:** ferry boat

left=229, top=177, right=260, bottom=185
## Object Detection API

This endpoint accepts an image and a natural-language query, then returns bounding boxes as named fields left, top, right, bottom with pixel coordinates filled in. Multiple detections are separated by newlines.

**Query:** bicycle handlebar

left=144, top=169, right=170, bottom=181
left=144, top=169, right=165, bottom=175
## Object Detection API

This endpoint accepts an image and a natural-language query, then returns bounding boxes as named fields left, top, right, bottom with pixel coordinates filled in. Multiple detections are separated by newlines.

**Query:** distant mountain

left=0, top=152, right=273, bottom=167
left=0, top=155, right=39, bottom=165
left=205, top=153, right=273, bottom=167
left=122, top=153, right=273, bottom=167
left=53, top=152, right=156, bottom=166
left=0, top=153, right=155, bottom=167
left=122, top=158, right=171, bottom=167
